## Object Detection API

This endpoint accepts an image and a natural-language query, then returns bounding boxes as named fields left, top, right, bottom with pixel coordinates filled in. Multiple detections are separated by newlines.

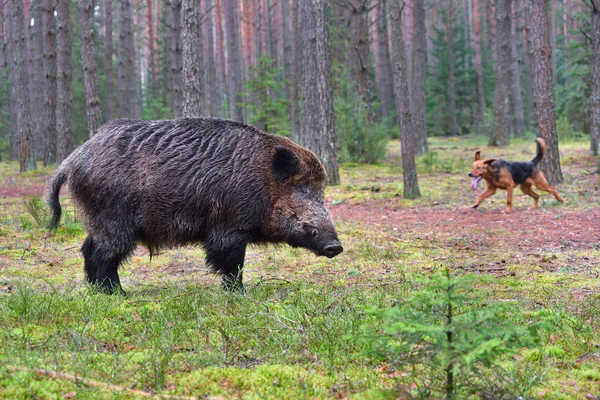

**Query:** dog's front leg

left=472, top=187, right=496, bottom=208
left=504, top=186, right=514, bottom=213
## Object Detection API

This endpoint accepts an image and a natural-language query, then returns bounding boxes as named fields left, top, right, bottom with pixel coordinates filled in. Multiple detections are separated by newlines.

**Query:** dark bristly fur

left=47, top=118, right=343, bottom=293
left=469, top=137, right=564, bottom=213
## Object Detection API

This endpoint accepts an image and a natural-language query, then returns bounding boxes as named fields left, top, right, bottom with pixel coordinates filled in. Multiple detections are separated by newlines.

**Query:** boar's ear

left=273, top=146, right=300, bottom=183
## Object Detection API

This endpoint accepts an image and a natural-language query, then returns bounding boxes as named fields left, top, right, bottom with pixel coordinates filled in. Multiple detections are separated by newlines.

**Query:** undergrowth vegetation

left=0, top=136, right=599, bottom=398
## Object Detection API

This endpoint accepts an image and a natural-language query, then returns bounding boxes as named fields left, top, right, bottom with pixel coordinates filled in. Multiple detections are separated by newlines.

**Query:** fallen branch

left=5, top=365, right=198, bottom=400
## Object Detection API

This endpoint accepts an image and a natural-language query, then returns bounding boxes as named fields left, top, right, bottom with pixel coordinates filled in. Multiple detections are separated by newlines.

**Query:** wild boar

left=47, top=118, right=343, bottom=293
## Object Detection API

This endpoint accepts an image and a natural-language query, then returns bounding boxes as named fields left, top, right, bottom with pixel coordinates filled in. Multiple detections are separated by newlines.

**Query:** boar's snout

left=322, top=242, right=343, bottom=258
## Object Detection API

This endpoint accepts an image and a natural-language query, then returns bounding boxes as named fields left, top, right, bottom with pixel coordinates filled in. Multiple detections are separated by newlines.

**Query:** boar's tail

left=47, top=165, right=68, bottom=232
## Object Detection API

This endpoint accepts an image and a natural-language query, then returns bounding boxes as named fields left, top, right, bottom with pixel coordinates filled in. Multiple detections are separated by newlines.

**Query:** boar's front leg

left=205, top=231, right=247, bottom=291
left=81, top=235, right=129, bottom=295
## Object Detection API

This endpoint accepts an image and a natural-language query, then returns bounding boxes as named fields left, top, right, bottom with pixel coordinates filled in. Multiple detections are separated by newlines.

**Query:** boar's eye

left=273, top=146, right=300, bottom=183
left=311, top=229, right=319, bottom=237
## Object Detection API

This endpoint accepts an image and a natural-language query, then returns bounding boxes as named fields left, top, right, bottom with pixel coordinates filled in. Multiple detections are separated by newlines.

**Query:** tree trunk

left=30, top=0, right=45, bottom=160
left=376, top=0, right=395, bottom=119
left=182, top=0, right=204, bottom=117
left=472, top=0, right=486, bottom=124
left=79, top=0, right=103, bottom=137
left=148, top=0, right=157, bottom=97
left=104, top=0, right=114, bottom=121
left=216, top=0, right=227, bottom=116
left=510, top=0, right=524, bottom=136
left=8, top=0, right=36, bottom=171
left=224, top=0, right=244, bottom=121
left=489, top=0, right=511, bottom=146
left=118, top=0, right=138, bottom=118
left=282, top=0, right=300, bottom=141
left=348, top=0, right=374, bottom=124
left=206, top=0, right=220, bottom=116
left=590, top=1, right=600, bottom=156
left=300, top=0, right=339, bottom=185
left=56, top=0, right=73, bottom=163
left=528, top=0, right=563, bottom=184
left=523, top=0, right=535, bottom=128
left=166, top=0, right=183, bottom=117
left=42, top=0, right=57, bottom=165
left=390, top=0, right=420, bottom=199
left=411, top=0, right=428, bottom=154
left=0, top=0, right=7, bottom=144
left=446, top=0, right=458, bottom=136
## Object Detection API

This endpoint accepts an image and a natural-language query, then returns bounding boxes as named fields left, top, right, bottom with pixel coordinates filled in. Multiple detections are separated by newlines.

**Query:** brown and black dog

left=469, top=138, right=564, bottom=213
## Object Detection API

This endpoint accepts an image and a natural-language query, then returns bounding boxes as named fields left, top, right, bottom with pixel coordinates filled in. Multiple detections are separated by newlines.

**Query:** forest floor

left=0, top=135, right=599, bottom=399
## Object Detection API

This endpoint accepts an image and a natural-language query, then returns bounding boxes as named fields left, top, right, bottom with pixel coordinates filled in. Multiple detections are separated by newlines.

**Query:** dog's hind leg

left=532, top=171, right=564, bottom=204
left=520, top=181, right=540, bottom=209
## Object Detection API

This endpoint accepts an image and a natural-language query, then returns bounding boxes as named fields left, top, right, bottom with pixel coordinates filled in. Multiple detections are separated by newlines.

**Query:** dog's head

left=468, top=151, right=496, bottom=189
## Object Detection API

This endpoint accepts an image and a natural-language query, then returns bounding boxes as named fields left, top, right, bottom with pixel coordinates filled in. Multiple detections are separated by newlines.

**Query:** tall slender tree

left=119, top=0, right=139, bottom=118
left=300, top=0, right=339, bottom=185
left=104, top=0, right=114, bottom=121
left=224, top=0, right=244, bottom=121
left=182, top=0, right=204, bottom=117
left=510, top=0, right=524, bottom=136
left=206, top=0, right=220, bottom=116
left=411, top=0, right=428, bottom=154
left=489, top=0, right=512, bottom=146
left=79, top=0, right=103, bottom=137
left=8, top=0, right=36, bottom=171
left=30, top=0, right=45, bottom=159
left=472, top=0, right=486, bottom=124
left=391, top=0, right=420, bottom=199
left=282, top=0, right=300, bottom=141
left=528, top=0, right=563, bottom=184
left=376, top=0, right=394, bottom=119
left=446, top=0, right=458, bottom=135
left=590, top=0, right=600, bottom=156
left=56, top=0, right=73, bottom=163
left=43, top=0, right=57, bottom=165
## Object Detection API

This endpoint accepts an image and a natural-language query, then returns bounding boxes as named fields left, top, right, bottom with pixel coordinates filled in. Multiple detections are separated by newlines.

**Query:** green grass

left=0, top=136, right=599, bottom=398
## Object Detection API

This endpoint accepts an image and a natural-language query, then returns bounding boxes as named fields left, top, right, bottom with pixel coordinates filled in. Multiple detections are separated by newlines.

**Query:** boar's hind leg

left=81, top=235, right=129, bottom=295
left=205, top=232, right=247, bottom=292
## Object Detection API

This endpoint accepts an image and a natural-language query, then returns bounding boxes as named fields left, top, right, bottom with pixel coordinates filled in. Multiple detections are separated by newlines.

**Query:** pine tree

left=43, top=0, right=57, bottom=165
left=104, top=0, right=115, bottom=121
left=56, top=0, right=73, bottom=163
left=590, top=0, right=600, bottom=156
left=79, top=0, right=103, bottom=137
left=182, top=0, right=204, bottom=117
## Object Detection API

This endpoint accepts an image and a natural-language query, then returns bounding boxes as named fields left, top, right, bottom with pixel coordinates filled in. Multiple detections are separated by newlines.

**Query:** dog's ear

left=483, top=159, right=497, bottom=166
left=474, top=151, right=481, bottom=161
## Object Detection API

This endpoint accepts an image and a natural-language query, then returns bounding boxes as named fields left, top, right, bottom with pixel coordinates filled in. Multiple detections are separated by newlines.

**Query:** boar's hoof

left=322, top=244, right=344, bottom=258
left=222, top=277, right=245, bottom=293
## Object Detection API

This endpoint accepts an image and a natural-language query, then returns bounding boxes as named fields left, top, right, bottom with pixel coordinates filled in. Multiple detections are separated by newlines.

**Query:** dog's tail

left=531, top=138, right=546, bottom=166
left=47, top=162, right=69, bottom=232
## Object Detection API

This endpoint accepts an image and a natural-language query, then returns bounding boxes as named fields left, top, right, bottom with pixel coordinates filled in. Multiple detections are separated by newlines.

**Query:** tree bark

left=206, top=0, right=220, bottom=116
left=147, top=0, right=157, bottom=97
left=165, top=0, right=183, bottom=117
left=300, top=0, right=339, bottom=185
left=104, top=0, right=114, bottom=121
left=224, top=0, right=244, bottom=121
left=489, top=0, right=512, bottom=146
left=376, top=0, right=395, bottom=119
left=590, top=0, right=600, bottom=155
left=523, top=0, right=535, bottom=128
left=390, top=0, right=420, bottom=199
left=446, top=0, right=458, bottom=136
left=182, top=0, right=204, bottom=117
left=56, top=0, right=73, bottom=163
left=79, top=0, right=103, bottom=137
left=411, top=0, right=428, bottom=154
left=347, top=0, right=374, bottom=124
left=472, top=0, right=486, bottom=124
left=282, top=0, right=300, bottom=141
left=216, top=0, right=227, bottom=116
left=8, top=0, right=36, bottom=171
left=30, top=0, right=45, bottom=159
left=510, top=0, right=524, bottom=136
left=118, top=0, right=139, bottom=118
left=528, top=0, right=563, bottom=184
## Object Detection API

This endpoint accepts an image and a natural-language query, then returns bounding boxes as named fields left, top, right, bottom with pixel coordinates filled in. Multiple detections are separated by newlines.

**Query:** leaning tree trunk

left=118, top=0, right=138, bottom=118
left=30, top=0, right=45, bottom=160
left=300, top=0, right=339, bottom=185
left=510, top=0, right=525, bottom=136
left=43, top=0, right=57, bottom=165
left=446, top=0, right=458, bottom=136
left=411, top=0, right=428, bottom=155
left=182, top=0, right=204, bottom=117
left=489, top=0, right=512, bottom=146
left=391, top=0, right=420, bottom=199
left=8, top=0, right=36, bottom=171
left=528, top=0, right=563, bottom=184
left=79, top=0, right=103, bottom=137
left=590, top=0, right=600, bottom=156
left=224, top=0, right=244, bottom=121
left=104, top=0, right=114, bottom=121
left=56, top=0, right=73, bottom=163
